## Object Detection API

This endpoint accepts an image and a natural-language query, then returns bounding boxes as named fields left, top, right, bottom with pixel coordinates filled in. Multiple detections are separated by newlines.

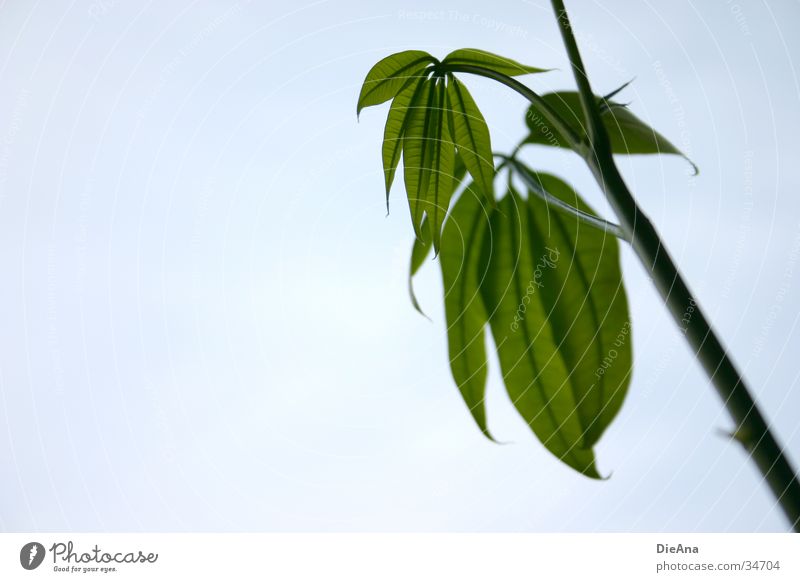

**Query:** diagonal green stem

left=550, top=0, right=800, bottom=531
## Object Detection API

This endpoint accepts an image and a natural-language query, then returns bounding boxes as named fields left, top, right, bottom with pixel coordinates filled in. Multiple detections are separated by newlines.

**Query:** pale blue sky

left=1, top=0, right=799, bottom=531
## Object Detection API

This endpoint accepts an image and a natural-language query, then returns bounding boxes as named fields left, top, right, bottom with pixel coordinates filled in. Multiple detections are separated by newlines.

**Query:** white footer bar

left=1, top=533, right=797, bottom=581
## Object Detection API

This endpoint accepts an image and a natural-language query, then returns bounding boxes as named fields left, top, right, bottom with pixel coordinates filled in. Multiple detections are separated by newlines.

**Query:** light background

left=1, top=0, right=799, bottom=531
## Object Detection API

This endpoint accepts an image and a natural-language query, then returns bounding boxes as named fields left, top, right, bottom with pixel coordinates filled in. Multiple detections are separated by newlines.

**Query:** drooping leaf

left=440, top=183, right=495, bottom=439
left=425, top=79, right=456, bottom=252
left=443, top=48, right=550, bottom=77
left=357, top=50, right=435, bottom=116
left=403, top=79, right=438, bottom=238
left=409, top=155, right=467, bottom=315
left=446, top=75, right=495, bottom=204
left=402, top=77, right=457, bottom=249
left=480, top=189, right=599, bottom=477
left=522, top=169, right=632, bottom=447
left=409, top=216, right=434, bottom=317
left=382, top=77, right=426, bottom=209
left=524, top=91, right=697, bottom=173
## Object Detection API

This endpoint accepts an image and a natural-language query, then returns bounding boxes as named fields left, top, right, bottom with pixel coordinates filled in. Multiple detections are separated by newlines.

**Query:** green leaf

left=402, top=78, right=457, bottom=249
left=382, top=77, right=426, bottom=209
left=480, top=184, right=630, bottom=477
left=446, top=75, right=495, bottom=204
left=408, top=156, right=467, bottom=316
left=357, top=50, right=435, bottom=116
left=522, top=169, right=632, bottom=447
left=524, top=91, right=697, bottom=173
left=443, top=48, right=550, bottom=77
left=481, top=189, right=597, bottom=476
left=409, top=216, right=434, bottom=318
left=440, top=183, right=495, bottom=439
left=403, top=79, right=438, bottom=238
left=425, top=79, right=456, bottom=252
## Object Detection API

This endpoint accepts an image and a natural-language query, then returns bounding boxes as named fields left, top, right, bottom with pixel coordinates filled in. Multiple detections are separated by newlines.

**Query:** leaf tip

left=597, top=469, right=613, bottom=481
left=481, top=429, right=507, bottom=445
left=411, top=301, right=432, bottom=321
left=582, top=463, right=606, bottom=480
left=409, top=277, right=432, bottom=321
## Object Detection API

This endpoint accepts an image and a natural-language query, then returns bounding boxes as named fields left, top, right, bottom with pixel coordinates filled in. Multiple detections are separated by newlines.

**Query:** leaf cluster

left=358, top=49, right=546, bottom=251
left=358, top=49, right=695, bottom=476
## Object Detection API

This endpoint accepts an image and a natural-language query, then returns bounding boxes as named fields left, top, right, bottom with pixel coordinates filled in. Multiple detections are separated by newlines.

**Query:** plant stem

left=498, top=155, right=628, bottom=240
left=437, top=63, right=584, bottom=151
left=550, top=0, right=800, bottom=530
left=440, top=25, right=800, bottom=529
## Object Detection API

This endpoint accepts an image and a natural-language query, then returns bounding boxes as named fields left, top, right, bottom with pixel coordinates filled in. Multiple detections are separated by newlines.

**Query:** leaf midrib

left=544, top=205, right=607, bottom=444
left=504, top=197, right=580, bottom=462
left=450, top=79, right=490, bottom=191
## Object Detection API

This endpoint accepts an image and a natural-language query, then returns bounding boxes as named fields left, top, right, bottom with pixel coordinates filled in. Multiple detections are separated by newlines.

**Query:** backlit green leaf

left=409, top=216, right=433, bottom=318
left=446, top=75, right=495, bottom=204
left=403, top=79, right=438, bottom=238
left=402, top=78, right=457, bottom=249
left=522, top=169, right=631, bottom=447
left=409, top=156, right=467, bottom=316
left=480, top=188, right=603, bottom=477
left=425, top=79, right=456, bottom=252
left=357, top=50, right=435, bottom=116
left=440, top=183, right=495, bottom=439
left=382, top=77, right=426, bottom=209
left=443, top=48, right=549, bottom=77
left=524, top=91, right=697, bottom=173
